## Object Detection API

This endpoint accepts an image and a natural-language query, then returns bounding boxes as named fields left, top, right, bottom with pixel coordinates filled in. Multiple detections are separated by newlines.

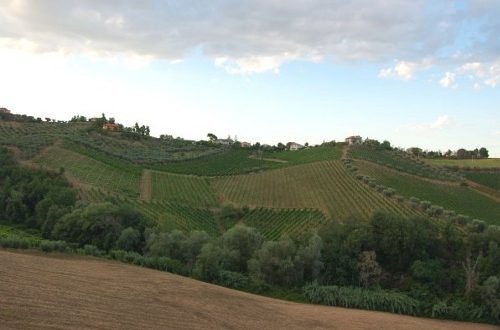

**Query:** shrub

left=383, top=189, right=396, bottom=197
left=419, top=201, right=432, bottom=211
left=303, top=283, right=419, bottom=315
left=83, top=244, right=104, bottom=256
left=409, top=197, right=420, bottom=204
left=215, top=270, right=249, bottom=289
left=395, top=195, right=405, bottom=203
left=426, top=205, right=444, bottom=217
left=40, top=240, right=69, bottom=252
left=0, top=236, right=33, bottom=249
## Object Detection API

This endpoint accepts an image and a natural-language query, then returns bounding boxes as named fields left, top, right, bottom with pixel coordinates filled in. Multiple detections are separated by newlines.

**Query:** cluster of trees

left=407, top=147, right=489, bottom=159
left=0, top=148, right=150, bottom=251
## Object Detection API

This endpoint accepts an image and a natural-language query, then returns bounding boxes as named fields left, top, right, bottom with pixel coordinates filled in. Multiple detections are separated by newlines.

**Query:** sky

left=0, top=0, right=499, bottom=156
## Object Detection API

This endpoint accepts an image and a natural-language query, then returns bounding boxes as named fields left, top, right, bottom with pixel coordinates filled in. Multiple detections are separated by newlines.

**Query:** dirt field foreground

left=0, top=250, right=498, bottom=330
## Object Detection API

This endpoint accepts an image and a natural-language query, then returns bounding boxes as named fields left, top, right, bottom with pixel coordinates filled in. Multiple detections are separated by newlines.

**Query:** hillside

left=0, top=250, right=495, bottom=330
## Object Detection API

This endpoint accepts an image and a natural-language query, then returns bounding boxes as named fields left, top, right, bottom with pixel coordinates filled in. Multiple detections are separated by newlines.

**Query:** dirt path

left=248, top=154, right=289, bottom=163
left=140, top=169, right=152, bottom=201
left=0, top=250, right=496, bottom=330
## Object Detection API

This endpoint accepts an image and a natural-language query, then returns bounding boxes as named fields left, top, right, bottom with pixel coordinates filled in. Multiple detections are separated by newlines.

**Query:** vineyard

left=127, top=200, right=221, bottom=236
left=212, top=161, right=420, bottom=220
left=465, top=172, right=500, bottom=191
left=35, top=147, right=141, bottom=197
left=355, top=160, right=500, bottom=225
left=151, top=171, right=218, bottom=206
left=349, top=146, right=462, bottom=182
left=153, top=149, right=284, bottom=176
left=263, top=146, right=342, bottom=165
left=241, top=208, right=328, bottom=240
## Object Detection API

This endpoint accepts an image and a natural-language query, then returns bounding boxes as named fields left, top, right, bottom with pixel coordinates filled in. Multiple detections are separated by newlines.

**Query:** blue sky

left=0, top=0, right=499, bottom=155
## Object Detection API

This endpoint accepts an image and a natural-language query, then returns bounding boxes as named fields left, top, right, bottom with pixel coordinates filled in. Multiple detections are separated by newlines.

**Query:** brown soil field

left=0, top=250, right=498, bottom=330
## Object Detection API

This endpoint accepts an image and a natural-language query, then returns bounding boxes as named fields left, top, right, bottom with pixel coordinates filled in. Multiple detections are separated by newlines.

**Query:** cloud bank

left=0, top=0, right=499, bottom=77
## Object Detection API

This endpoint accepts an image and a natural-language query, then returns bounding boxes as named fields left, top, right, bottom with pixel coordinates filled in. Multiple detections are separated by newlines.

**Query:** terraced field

left=241, top=208, right=327, bottom=240
left=35, top=147, right=141, bottom=197
left=355, top=160, right=500, bottom=225
left=212, top=161, right=420, bottom=220
left=151, top=171, right=218, bottom=206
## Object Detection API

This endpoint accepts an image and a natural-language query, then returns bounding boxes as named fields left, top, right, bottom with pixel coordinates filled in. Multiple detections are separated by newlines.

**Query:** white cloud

left=457, top=60, right=500, bottom=87
left=398, top=115, right=453, bottom=132
left=439, top=72, right=456, bottom=88
left=378, top=59, right=432, bottom=80
left=429, top=115, right=452, bottom=129
left=0, top=0, right=497, bottom=74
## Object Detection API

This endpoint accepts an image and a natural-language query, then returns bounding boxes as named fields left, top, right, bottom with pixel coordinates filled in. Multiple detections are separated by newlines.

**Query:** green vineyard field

left=241, top=208, right=328, bottom=240
left=212, top=161, right=420, bottom=220
left=263, top=146, right=342, bottom=165
left=151, top=171, right=218, bottom=206
left=355, top=160, right=500, bottom=225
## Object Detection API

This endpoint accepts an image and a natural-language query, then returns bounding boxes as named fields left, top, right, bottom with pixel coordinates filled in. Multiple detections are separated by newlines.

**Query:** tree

left=358, top=250, right=382, bottom=288
left=479, top=147, right=489, bottom=158
left=116, top=227, right=141, bottom=251
left=207, top=133, right=217, bottom=143
left=222, top=225, right=263, bottom=272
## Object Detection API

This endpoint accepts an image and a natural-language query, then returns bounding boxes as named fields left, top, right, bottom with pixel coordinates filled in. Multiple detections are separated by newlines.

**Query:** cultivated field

left=0, top=250, right=495, bottom=330
left=212, top=160, right=420, bottom=220
left=151, top=171, right=218, bottom=206
left=426, top=158, right=500, bottom=169
left=355, top=160, right=500, bottom=225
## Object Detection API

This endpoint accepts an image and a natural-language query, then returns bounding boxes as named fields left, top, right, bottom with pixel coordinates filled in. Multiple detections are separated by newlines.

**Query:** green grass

left=465, top=172, right=500, bottom=191
left=356, top=160, right=500, bottom=225
left=212, top=161, right=420, bottom=220
left=349, top=146, right=461, bottom=182
left=241, top=208, right=328, bottom=240
left=35, top=147, right=141, bottom=197
left=151, top=171, right=218, bottom=206
left=263, top=146, right=342, bottom=164
left=426, top=158, right=500, bottom=169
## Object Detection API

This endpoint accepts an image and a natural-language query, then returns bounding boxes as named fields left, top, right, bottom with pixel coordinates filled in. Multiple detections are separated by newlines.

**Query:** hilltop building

left=0, top=108, right=11, bottom=114
left=288, top=142, right=304, bottom=151
left=215, top=139, right=233, bottom=145
left=345, top=135, right=362, bottom=145
left=240, top=142, right=252, bottom=148
left=102, top=123, right=119, bottom=131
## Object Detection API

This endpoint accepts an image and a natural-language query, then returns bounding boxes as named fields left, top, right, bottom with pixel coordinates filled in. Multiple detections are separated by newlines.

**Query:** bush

left=215, top=270, right=249, bottom=289
left=419, top=201, right=432, bottom=211
left=83, top=244, right=104, bottom=256
left=40, top=240, right=69, bottom=252
left=431, top=299, right=486, bottom=322
left=426, top=205, right=444, bottom=217
left=0, top=236, right=33, bottom=249
left=395, top=195, right=405, bottom=203
left=303, top=283, right=420, bottom=315
left=383, top=188, right=396, bottom=197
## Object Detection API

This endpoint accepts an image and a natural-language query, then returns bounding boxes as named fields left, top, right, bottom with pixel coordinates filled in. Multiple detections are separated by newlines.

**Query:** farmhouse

left=0, top=107, right=11, bottom=114
left=240, top=142, right=252, bottom=148
left=345, top=135, right=362, bottom=145
left=215, top=139, right=233, bottom=145
left=102, top=123, right=119, bottom=131
left=288, top=142, right=304, bottom=151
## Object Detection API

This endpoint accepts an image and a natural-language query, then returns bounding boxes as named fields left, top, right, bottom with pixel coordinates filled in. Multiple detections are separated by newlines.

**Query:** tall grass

left=303, top=283, right=420, bottom=315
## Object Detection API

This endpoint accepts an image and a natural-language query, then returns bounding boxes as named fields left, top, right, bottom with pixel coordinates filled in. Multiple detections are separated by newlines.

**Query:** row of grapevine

left=151, top=171, right=218, bottom=206
left=262, top=145, right=343, bottom=165
left=35, top=147, right=141, bottom=197
left=129, top=200, right=220, bottom=236
left=211, top=160, right=420, bottom=221
left=241, top=208, right=327, bottom=240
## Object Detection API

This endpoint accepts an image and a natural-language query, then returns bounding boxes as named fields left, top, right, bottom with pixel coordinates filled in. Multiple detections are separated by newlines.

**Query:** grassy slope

left=212, top=160, right=419, bottom=220
left=355, top=160, right=500, bottom=225
left=426, top=158, right=500, bottom=169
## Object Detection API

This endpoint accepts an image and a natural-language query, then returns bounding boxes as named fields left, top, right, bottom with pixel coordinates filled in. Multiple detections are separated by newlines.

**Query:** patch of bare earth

left=140, top=169, right=152, bottom=201
left=0, top=250, right=497, bottom=330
